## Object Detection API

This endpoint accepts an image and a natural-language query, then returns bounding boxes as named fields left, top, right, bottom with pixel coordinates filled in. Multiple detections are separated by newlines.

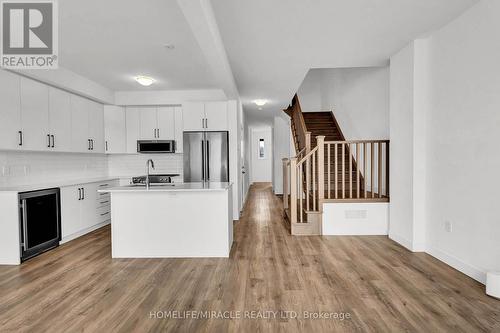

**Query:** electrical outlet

left=444, top=220, right=453, bottom=233
left=2, top=166, right=10, bottom=176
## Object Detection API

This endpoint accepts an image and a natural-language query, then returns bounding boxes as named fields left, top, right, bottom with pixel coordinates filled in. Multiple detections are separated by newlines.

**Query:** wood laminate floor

left=0, top=183, right=499, bottom=332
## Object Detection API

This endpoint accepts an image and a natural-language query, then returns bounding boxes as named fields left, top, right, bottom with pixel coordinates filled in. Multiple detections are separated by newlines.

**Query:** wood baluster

left=342, top=143, right=345, bottom=199
left=371, top=142, right=374, bottom=199
left=290, top=157, right=297, bottom=224
left=327, top=143, right=331, bottom=199
left=299, top=163, right=303, bottom=223
left=349, top=143, right=353, bottom=199
left=364, top=142, right=367, bottom=199
left=356, top=143, right=360, bottom=199
left=317, top=136, right=325, bottom=211
left=334, top=143, right=338, bottom=199
left=306, top=152, right=310, bottom=211
left=312, top=151, right=316, bottom=211
left=378, top=141, right=382, bottom=198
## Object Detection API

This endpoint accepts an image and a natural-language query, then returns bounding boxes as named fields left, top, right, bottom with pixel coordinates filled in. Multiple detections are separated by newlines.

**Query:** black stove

left=132, top=174, right=179, bottom=185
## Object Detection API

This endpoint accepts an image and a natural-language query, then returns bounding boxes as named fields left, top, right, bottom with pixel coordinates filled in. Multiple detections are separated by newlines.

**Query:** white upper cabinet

left=48, top=87, right=72, bottom=152
left=174, top=107, right=183, bottom=153
left=20, top=78, right=50, bottom=151
left=104, top=105, right=126, bottom=154
left=204, top=101, right=228, bottom=130
left=182, top=102, right=206, bottom=131
left=157, top=107, right=175, bottom=140
left=0, top=70, right=22, bottom=150
left=182, top=101, right=228, bottom=131
left=126, top=107, right=140, bottom=153
left=88, top=101, right=104, bottom=153
left=70, top=95, right=90, bottom=153
left=139, top=107, right=158, bottom=140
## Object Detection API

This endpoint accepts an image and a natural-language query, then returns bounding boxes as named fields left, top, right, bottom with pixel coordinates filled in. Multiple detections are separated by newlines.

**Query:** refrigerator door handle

left=206, top=140, right=210, bottom=180
left=201, top=141, right=205, bottom=180
left=21, top=200, right=28, bottom=251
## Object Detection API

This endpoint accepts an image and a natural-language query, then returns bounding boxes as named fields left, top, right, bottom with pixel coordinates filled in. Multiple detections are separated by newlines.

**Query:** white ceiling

left=58, top=0, right=218, bottom=91
left=211, top=0, right=479, bottom=121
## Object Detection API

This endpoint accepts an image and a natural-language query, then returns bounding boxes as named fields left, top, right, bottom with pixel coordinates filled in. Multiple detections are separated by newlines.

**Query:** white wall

left=389, top=0, right=500, bottom=283
left=424, top=0, right=500, bottom=282
left=249, top=127, right=273, bottom=183
left=0, top=151, right=108, bottom=187
left=272, top=116, right=292, bottom=194
left=298, top=67, right=390, bottom=140
left=323, top=202, right=389, bottom=236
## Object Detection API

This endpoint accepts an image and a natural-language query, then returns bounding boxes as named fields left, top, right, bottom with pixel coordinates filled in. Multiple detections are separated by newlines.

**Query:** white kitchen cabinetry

left=70, top=95, right=104, bottom=153
left=182, top=101, right=228, bottom=131
left=48, top=87, right=72, bottom=152
left=174, top=107, right=183, bottom=153
left=104, top=105, right=126, bottom=154
left=139, top=106, right=175, bottom=140
left=20, top=77, right=50, bottom=151
left=126, top=107, right=140, bottom=153
left=70, top=95, right=90, bottom=153
left=61, top=180, right=117, bottom=242
left=88, top=101, right=105, bottom=153
left=0, top=70, right=22, bottom=150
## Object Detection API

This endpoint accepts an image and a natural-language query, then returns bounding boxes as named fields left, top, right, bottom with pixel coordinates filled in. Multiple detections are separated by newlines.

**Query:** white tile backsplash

left=107, top=153, right=183, bottom=178
left=0, top=151, right=108, bottom=187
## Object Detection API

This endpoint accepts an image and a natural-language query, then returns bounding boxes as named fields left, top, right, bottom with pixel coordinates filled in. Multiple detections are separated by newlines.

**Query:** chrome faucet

left=146, top=159, right=155, bottom=189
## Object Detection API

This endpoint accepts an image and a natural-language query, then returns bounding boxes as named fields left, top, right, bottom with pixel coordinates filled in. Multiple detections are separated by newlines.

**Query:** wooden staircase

left=282, top=94, right=389, bottom=235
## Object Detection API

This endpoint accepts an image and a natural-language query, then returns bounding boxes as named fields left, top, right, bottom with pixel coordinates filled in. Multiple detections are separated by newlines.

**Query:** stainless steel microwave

left=137, top=140, right=176, bottom=153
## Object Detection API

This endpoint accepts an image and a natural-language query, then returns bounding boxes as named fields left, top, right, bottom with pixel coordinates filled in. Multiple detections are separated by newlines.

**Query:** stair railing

left=283, top=137, right=389, bottom=226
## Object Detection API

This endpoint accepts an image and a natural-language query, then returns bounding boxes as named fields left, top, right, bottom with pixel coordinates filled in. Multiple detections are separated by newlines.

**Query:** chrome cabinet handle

left=18, top=131, right=23, bottom=146
left=82, top=188, right=85, bottom=200
left=78, top=188, right=81, bottom=200
left=51, top=135, right=55, bottom=148
left=88, top=139, right=91, bottom=150
left=47, top=134, right=51, bottom=147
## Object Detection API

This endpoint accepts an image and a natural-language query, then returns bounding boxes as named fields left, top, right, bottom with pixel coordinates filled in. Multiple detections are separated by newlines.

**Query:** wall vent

left=345, top=210, right=367, bottom=219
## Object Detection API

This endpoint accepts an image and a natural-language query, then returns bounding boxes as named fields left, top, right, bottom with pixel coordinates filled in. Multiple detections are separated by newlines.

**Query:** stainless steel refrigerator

left=183, top=131, right=229, bottom=182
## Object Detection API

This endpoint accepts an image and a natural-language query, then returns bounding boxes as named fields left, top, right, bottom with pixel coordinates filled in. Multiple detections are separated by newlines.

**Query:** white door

left=48, top=87, right=72, bottom=152
left=104, top=105, right=126, bottom=153
left=60, top=185, right=82, bottom=239
left=174, top=106, right=183, bottom=153
left=70, top=95, right=90, bottom=153
left=88, top=101, right=104, bottom=153
left=126, top=107, right=140, bottom=153
left=205, top=101, right=228, bottom=130
left=20, top=77, right=50, bottom=151
left=0, top=70, right=22, bottom=150
left=182, top=102, right=205, bottom=131
left=157, top=106, right=175, bottom=140
left=139, top=107, right=158, bottom=139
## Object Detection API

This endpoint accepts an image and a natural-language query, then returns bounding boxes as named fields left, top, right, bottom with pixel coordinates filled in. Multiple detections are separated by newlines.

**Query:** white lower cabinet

left=60, top=180, right=118, bottom=242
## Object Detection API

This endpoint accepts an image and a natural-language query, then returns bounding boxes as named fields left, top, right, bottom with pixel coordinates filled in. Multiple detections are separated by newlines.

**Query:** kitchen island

left=99, top=182, right=233, bottom=258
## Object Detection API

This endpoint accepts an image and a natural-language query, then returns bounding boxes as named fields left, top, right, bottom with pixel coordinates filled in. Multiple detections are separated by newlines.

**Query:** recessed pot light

left=254, top=99, right=267, bottom=106
left=135, top=76, right=155, bottom=86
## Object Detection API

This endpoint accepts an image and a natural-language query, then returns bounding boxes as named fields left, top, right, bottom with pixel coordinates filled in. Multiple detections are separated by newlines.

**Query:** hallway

left=0, top=183, right=498, bottom=332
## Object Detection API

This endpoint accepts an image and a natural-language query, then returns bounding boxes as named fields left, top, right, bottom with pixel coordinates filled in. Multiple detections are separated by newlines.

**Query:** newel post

left=290, top=157, right=298, bottom=224
left=282, top=158, right=289, bottom=210
left=317, top=136, right=325, bottom=209
left=305, top=132, right=312, bottom=153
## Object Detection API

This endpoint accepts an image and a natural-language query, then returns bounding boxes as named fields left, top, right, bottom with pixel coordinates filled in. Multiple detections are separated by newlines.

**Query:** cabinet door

left=20, top=77, right=50, bottom=151
left=80, top=184, right=98, bottom=230
left=157, top=106, right=175, bottom=140
left=60, top=185, right=82, bottom=239
left=88, top=101, right=104, bottom=153
left=70, top=95, right=90, bottom=153
left=182, top=102, right=205, bottom=131
left=126, top=107, right=140, bottom=153
left=104, top=105, right=126, bottom=154
left=205, top=101, right=228, bottom=130
left=139, top=107, right=157, bottom=139
left=0, top=70, right=22, bottom=150
left=48, top=87, right=71, bottom=152
left=174, top=106, right=183, bottom=153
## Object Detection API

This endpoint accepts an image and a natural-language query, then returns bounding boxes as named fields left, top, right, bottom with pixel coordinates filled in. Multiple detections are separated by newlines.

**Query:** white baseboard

left=388, top=232, right=414, bottom=251
left=60, top=220, right=110, bottom=244
left=426, top=245, right=486, bottom=285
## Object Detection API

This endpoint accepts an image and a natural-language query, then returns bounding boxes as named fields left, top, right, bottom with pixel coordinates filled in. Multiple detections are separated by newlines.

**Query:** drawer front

left=97, top=206, right=111, bottom=223
left=96, top=196, right=110, bottom=208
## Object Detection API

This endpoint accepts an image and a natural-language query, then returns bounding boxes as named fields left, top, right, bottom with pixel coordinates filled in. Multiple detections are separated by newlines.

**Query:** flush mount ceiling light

left=135, top=76, right=155, bottom=86
left=253, top=99, right=267, bottom=107
left=164, top=44, right=175, bottom=50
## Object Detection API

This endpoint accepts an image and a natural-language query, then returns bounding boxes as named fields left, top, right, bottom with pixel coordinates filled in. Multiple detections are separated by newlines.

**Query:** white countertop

left=99, top=182, right=232, bottom=193
left=0, top=177, right=122, bottom=193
